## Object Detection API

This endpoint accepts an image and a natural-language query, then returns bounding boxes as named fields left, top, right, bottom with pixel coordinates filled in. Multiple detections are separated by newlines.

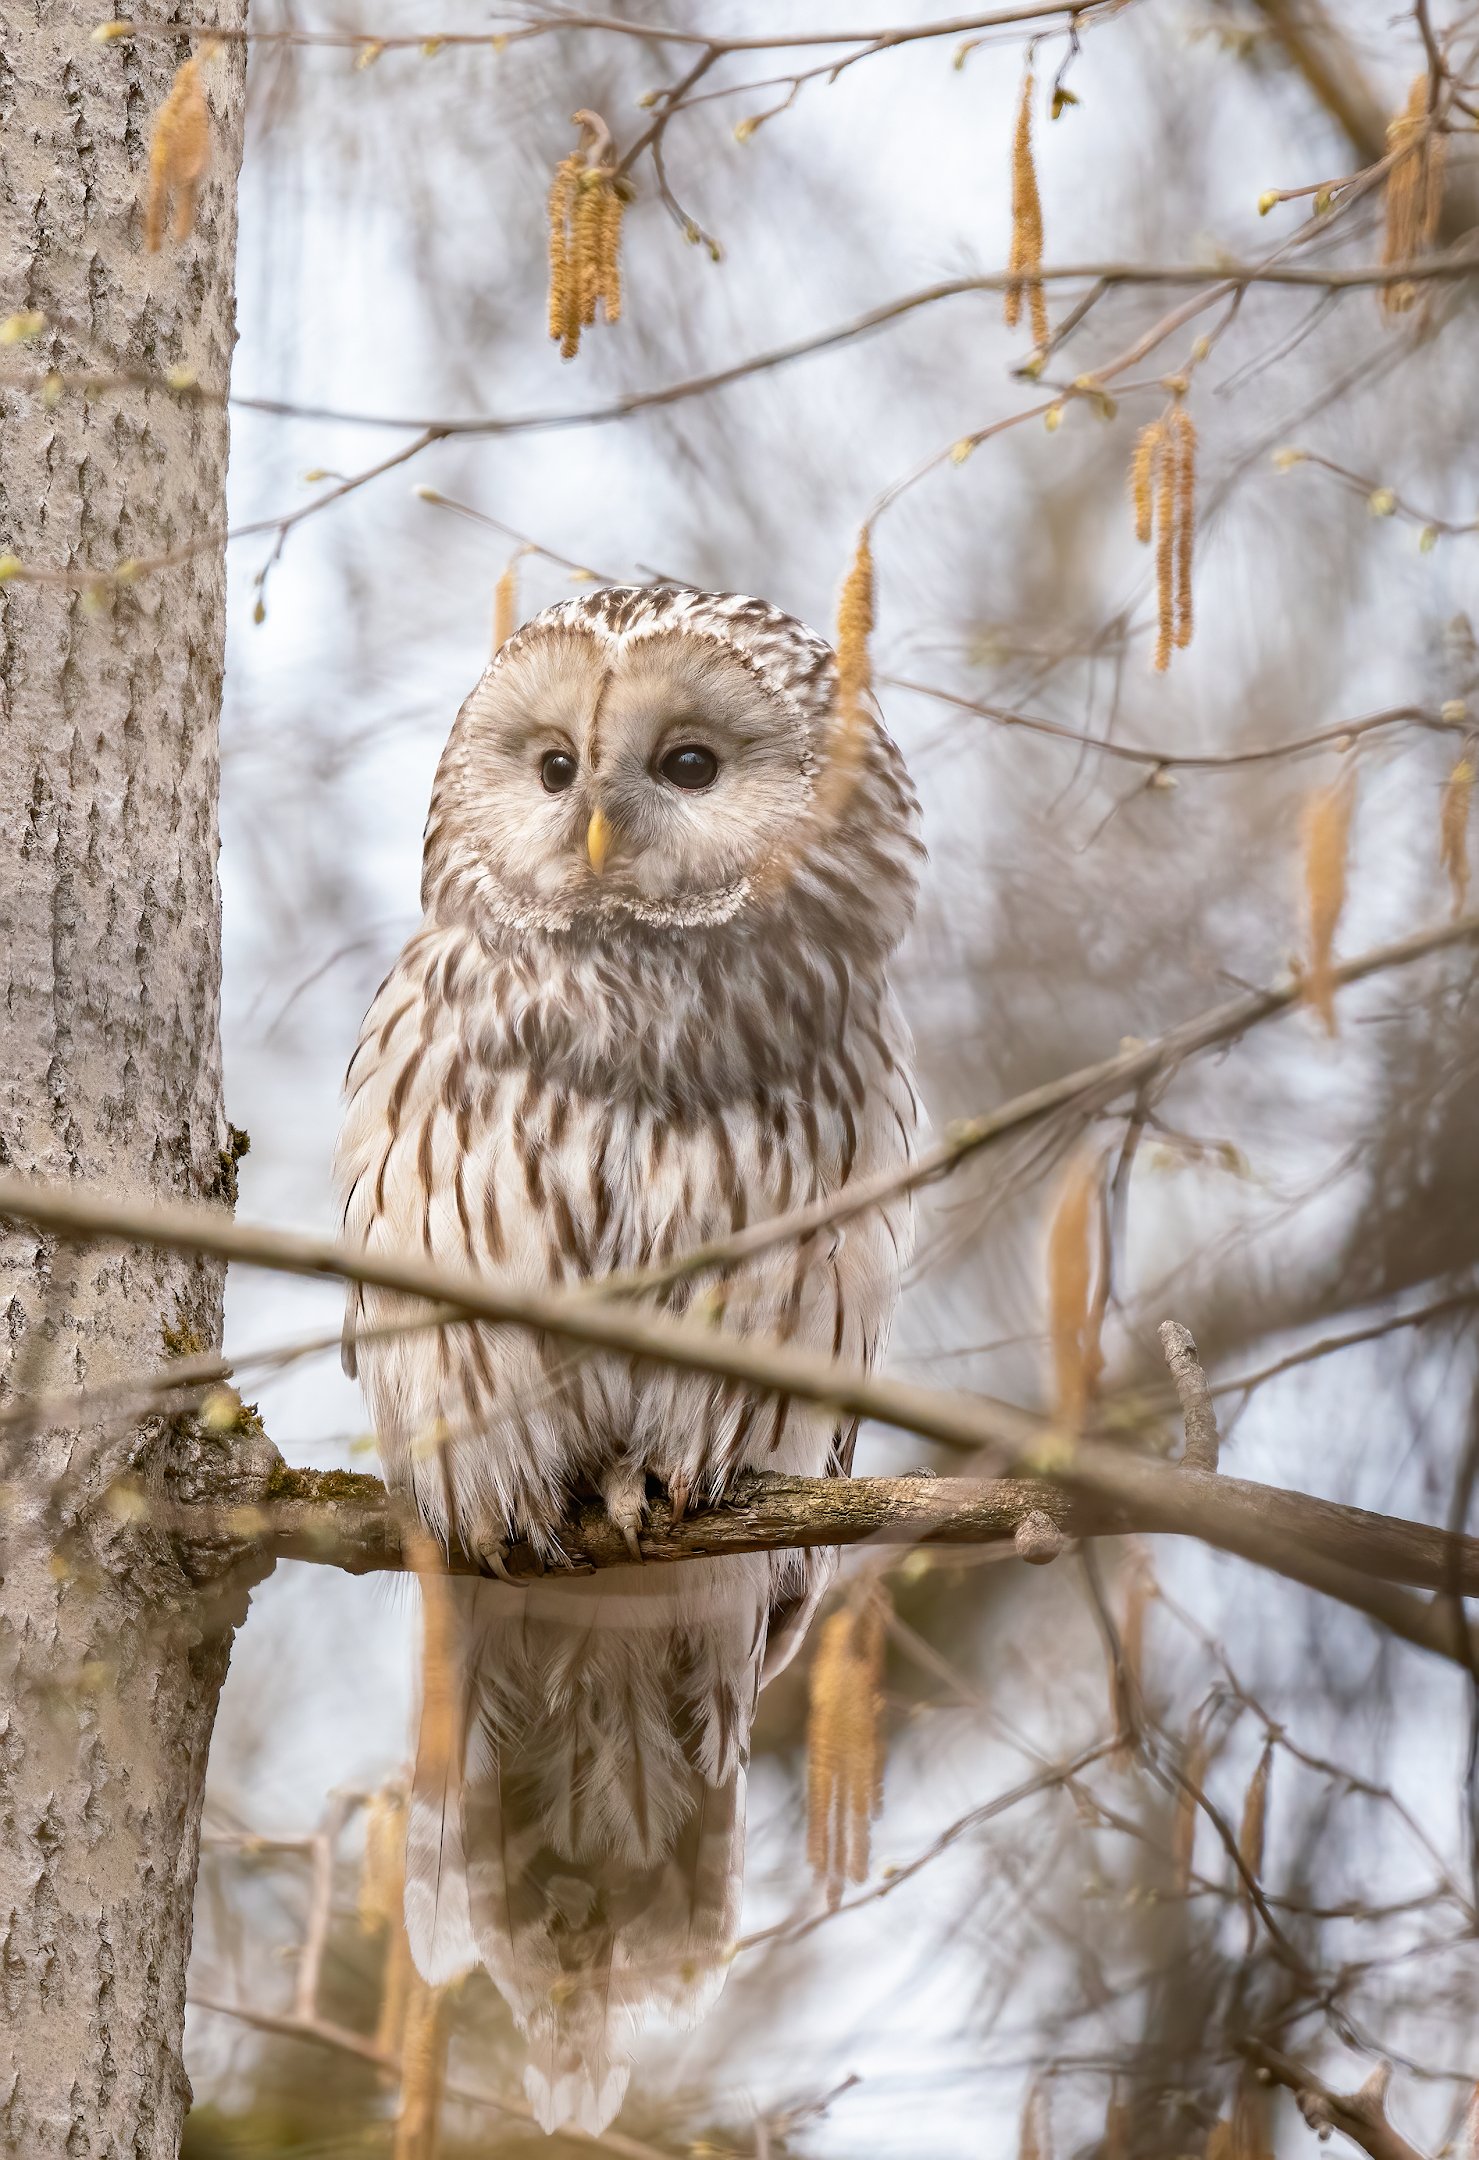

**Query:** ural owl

left=335, top=584, right=921, bottom=2132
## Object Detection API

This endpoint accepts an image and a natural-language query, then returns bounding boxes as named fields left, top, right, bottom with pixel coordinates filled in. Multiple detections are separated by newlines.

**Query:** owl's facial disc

left=447, top=625, right=813, bottom=928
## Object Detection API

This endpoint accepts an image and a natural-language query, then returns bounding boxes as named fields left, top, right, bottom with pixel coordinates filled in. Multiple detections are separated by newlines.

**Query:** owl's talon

left=602, top=1463, right=649, bottom=1563
left=477, top=1537, right=517, bottom=1583
left=667, top=1475, right=689, bottom=1525
left=465, top=1508, right=524, bottom=1583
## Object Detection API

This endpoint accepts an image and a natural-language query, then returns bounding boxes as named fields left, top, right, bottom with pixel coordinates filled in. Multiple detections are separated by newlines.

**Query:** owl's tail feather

left=405, top=1568, right=762, bottom=2137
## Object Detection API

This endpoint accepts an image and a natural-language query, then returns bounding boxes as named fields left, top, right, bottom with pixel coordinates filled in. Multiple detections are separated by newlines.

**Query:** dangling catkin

left=377, top=1918, right=416, bottom=2062
left=1232, top=2070, right=1274, bottom=2160
left=393, top=1973, right=450, bottom=2160
left=1110, top=1551, right=1153, bottom=1761
left=359, top=1782, right=408, bottom=1934
left=362, top=1778, right=416, bottom=2057
left=1300, top=771, right=1356, bottom=1035
left=573, top=170, right=607, bottom=327
left=1382, top=75, right=1446, bottom=317
left=1238, top=1738, right=1274, bottom=1895
left=360, top=1767, right=416, bottom=2057
left=492, top=555, right=520, bottom=652
left=1205, top=2119, right=1234, bottom=2160
left=1440, top=754, right=1473, bottom=918
left=807, top=1590, right=888, bottom=1909
left=1129, top=420, right=1162, bottom=548
left=145, top=55, right=211, bottom=252
left=819, top=525, right=875, bottom=819
left=836, top=526, right=874, bottom=717
left=1171, top=1711, right=1208, bottom=1894
left=1103, top=2090, right=1129, bottom=2160
left=1131, top=406, right=1196, bottom=671
left=547, top=143, right=624, bottom=359
left=1046, top=1148, right=1103, bottom=1430
left=548, top=154, right=583, bottom=357
left=1153, top=412, right=1178, bottom=671
left=1005, top=71, right=1049, bottom=350
left=595, top=182, right=624, bottom=324
left=412, top=1532, right=459, bottom=1799
left=1018, top=2079, right=1052, bottom=2160
left=1172, top=406, right=1197, bottom=650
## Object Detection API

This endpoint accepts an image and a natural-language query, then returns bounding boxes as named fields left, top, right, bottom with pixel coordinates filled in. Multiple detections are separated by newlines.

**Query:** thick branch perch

left=194, top=1467, right=1082, bottom=1577
left=173, top=1462, right=1479, bottom=1624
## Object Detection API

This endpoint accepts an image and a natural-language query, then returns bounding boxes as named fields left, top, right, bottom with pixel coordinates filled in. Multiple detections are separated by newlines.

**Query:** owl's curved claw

left=667, top=1475, right=689, bottom=1526
left=476, top=1536, right=517, bottom=1583
left=466, top=1508, right=524, bottom=1584
left=602, top=1462, right=648, bottom=1563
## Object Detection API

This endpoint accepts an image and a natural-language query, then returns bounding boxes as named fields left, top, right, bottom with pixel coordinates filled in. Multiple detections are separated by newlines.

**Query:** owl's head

left=423, top=585, right=920, bottom=952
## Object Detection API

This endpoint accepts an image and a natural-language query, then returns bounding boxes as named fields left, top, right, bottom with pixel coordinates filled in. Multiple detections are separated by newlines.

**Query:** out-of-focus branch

left=6, top=238, right=1476, bottom=601
left=1251, top=0, right=1477, bottom=250
left=188, top=1995, right=668, bottom=2160
left=101, top=3, right=1123, bottom=57
left=0, top=930, right=1475, bottom=1388
left=1241, top=2043, right=1429, bottom=2160
left=1249, top=0, right=1392, bottom=166
left=888, top=682, right=1460, bottom=772
left=618, top=908, right=1479, bottom=1304
left=13, top=254, right=1479, bottom=441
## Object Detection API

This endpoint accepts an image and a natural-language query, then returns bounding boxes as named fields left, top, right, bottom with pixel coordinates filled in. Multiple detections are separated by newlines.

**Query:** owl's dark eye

left=658, top=745, right=719, bottom=791
left=541, top=750, right=578, bottom=793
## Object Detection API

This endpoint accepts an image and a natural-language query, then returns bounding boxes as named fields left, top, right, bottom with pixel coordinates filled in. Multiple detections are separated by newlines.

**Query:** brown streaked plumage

left=335, top=584, right=922, bottom=2133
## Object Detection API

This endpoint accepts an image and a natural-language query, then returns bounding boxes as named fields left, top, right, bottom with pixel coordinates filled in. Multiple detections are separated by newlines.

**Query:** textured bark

left=177, top=1459, right=1479, bottom=1599
left=0, top=11, right=252, bottom=2155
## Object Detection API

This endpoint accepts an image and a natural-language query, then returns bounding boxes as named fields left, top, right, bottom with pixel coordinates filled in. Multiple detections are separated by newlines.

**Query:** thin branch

left=187, top=1995, right=668, bottom=2160
left=2, top=920, right=1479, bottom=1438
left=609, top=908, right=1479, bottom=1308
left=1213, top=1289, right=1479, bottom=1401
left=294, top=1794, right=356, bottom=2023
left=736, top=1737, right=1120, bottom=1951
left=1248, top=0, right=1394, bottom=166
left=20, top=256, right=1476, bottom=443
left=105, top=3, right=1121, bottom=57
left=887, top=681, right=1459, bottom=771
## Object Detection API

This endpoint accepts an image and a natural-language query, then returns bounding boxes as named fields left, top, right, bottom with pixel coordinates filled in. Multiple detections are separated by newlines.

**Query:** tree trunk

left=0, top=11, right=254, bottom=2154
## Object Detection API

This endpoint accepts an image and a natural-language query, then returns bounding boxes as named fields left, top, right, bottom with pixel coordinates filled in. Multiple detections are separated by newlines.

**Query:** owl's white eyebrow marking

left=586, top=664, right=616, bottom=773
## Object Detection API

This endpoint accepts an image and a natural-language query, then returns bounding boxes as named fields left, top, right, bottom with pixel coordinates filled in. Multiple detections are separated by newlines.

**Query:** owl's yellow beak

left=586, top=807, right=613, bottom=875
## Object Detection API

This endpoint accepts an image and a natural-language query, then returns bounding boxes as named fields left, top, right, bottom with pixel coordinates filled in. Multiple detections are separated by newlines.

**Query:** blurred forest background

left=141, top=0, right=1479, bottom=2153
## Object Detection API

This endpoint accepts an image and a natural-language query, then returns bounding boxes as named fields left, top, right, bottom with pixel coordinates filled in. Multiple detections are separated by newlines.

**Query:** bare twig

left=188, top=1995, right=668, bottom=2160
left=1241, top=2042, right=1430, bottom=2160
left=294, top=1793, right=356, bottom=2022
left=1160, top=1321, right=1221, bottom=1473
left=104, top=4, right=1125, bottom=58
left=887, top=681, right=1461, bottom=773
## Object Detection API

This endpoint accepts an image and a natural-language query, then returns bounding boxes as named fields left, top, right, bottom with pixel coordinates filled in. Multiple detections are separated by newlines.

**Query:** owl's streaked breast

left=337, top=913, right=917, bottom=1549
